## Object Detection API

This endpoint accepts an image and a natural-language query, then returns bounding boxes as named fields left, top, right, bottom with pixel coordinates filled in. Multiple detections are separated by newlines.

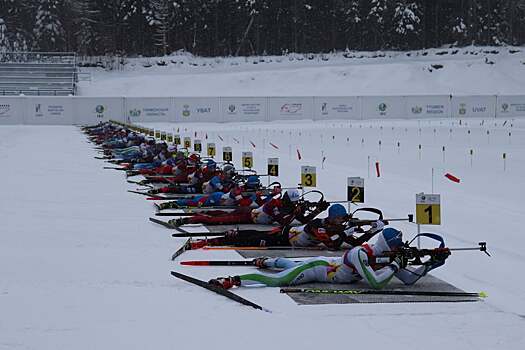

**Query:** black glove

left=392, top=255, right=408, bottom=271
left=318, top=200, right=330, bottom=211
left=425, top=250, right=450, bottom=270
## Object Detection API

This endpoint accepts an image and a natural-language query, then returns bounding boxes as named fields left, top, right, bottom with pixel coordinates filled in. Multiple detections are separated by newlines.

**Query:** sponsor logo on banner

left=472, top=106, right=487, bottom=113
left=427, top=104, right=444, bottom=114
left=143, top=107, right=168, bottom=117
left=280, top=103, right=302, bottom=114
left=228, top=104, right=236, bottom=114
left=129, top=109, right=141, bottom=117
left=95, top=104, right=105, bottom=119
left=513, top=103, right=525, bottom=112
left=35, top=103, right=43, bottom=117
left=48, top=105, right=64, bottom=116
left=321, top=102, right=328, bottom=115
left=182, top=104, right=191, bottom=117
left=241, top=103, right=261, bottom=115
left=333, top=104, right=353, bottom=113
left=197, top=107, right=211, bottom=114
left=411, top=106, right=423, bottom=114
left=0, top=104, right=10, bottom=117
left=378, top=103, right=387, bottom=115
left=459, top=103, right=467, bottom=115
left=501, top=103, right=509, bottom=112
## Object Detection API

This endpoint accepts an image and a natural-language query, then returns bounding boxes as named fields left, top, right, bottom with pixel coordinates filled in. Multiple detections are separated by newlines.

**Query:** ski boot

left=158, top=201, right=179, bottom=210
left=208, top=276, right=241, bottom=289
left=168, top=218, right=188, bottom=227
left=252, top=257, right=269, bottom=268
left=190, top=239, right=208, bottom=250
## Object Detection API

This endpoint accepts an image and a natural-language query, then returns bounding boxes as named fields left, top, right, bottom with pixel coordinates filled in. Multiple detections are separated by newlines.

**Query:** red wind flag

left=250, top=141, right=256, bottom=148
left=218, top=135, right=224, bottom=141
left=296, top=149, right=302, bottom=160
left=445, top=173, right=461, bottom=183
left=269, top=142, right=279, bottom=149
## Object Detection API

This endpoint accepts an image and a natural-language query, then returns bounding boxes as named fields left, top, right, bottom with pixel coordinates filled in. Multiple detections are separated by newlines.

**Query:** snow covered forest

left=1, top=0, right=525, bottom=57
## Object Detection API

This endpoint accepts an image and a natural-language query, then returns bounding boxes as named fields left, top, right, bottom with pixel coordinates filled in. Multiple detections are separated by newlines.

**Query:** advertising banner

left=125, top=97, right=174, bottom=123
left=0, top=97, right=25, bottom=125
left=361, top=96, right=405, bottom=119
left=404, top=95, right=451, bottom=118
left=451, top=95, right=496, bottom=118
left=496, top=95, right=525, bottom=118
left=313, top=96, right=361, bottom=120
left=73, top=97, right=125, bottom=125
left=268, top=97, right=314, bottom=120
left=25, top=97, right=73, bottom=124
left=221, top=97, right=267, bottom=122
left=174, top=97, right=220, bottom=122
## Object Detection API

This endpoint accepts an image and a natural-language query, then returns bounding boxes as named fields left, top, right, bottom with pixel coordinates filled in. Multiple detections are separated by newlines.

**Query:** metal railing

left=0, top=52, right=78, bottom=95
left=0, top=51, right=77, bottom=64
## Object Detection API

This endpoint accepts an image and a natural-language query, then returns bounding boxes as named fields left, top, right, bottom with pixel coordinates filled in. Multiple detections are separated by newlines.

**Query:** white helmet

left=372, top=228, right=403, bottom=255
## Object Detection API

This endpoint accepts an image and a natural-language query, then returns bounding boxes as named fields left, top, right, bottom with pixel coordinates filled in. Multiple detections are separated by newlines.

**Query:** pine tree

left=71, top=0, right=99, bottom=55
left=0, top=18, right=11, bottom=53
left=392, top=1, right=422, bottom=49
left=365, top=0, right=389, bottom=49
left=33, top=0, right=65, bottom=51
left=340, top=0, right=362, bottom=49
left=149, top=0, right=173, bottom=56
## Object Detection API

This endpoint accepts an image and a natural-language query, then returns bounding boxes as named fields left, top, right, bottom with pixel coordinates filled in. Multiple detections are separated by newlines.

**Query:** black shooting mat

left=280, top=275, right=481, bottom=305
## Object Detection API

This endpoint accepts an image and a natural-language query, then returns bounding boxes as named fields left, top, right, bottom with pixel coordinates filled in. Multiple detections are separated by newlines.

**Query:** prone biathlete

left=169, top=189, right=323, bottom=227
left=208, top=228, right=448, bottom=289
left=187, top=204, right=382, bottom=250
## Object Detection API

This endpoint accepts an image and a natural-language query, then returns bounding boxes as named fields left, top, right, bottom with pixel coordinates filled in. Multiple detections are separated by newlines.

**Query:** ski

left=170, top=271, right=268, bottom=312
left=157, top=205, right=239, bottom=212
left=155, top=209, right=235, bottom=216
left=171, top=232, right=225, bottom=238
left=145, top=193, right=205, bottom=200
left=180, top=259, right=301, bottom=266
left=127, top=179, right=153, bottom=187
left=280, top=288, right=487, bottom=298
left=171, top=238, right=192, bottom=260
left=181, top=260, right=257, bottom=266
left=149, top=217, right=176, bottom=229
left=104, top=166, right=127, bottom=170
left=128, top=190, right=153, bottom=196
left=202, top=246, right=327, bottom=251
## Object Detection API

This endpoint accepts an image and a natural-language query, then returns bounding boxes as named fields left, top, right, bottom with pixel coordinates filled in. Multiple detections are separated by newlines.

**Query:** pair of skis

left=170, top=271, right=269, bottom=312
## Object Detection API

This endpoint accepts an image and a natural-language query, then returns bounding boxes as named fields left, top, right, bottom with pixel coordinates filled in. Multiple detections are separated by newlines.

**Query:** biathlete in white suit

left=209, top=228, right=448, bottom=289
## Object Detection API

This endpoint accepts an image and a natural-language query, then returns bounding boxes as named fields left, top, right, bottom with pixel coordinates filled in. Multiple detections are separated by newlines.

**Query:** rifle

left=376, top=234, right=490, bottom=266
left=104, top=166, right=128, bottom=171
left=348, top=215, right=414, bottom=227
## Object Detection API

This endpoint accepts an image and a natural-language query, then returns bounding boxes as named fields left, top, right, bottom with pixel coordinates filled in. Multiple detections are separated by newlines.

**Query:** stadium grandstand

left=0, top=52, right=78, bottom=96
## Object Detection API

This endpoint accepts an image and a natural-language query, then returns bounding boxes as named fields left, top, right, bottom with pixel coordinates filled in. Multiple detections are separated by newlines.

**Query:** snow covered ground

left=1, top=117, right=525, bottom=349
left=78, top=47, right=525, bottom=97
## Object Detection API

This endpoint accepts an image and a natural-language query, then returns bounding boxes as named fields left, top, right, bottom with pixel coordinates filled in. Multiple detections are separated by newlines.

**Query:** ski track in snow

left=1, top=118, right=525, bottom=349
